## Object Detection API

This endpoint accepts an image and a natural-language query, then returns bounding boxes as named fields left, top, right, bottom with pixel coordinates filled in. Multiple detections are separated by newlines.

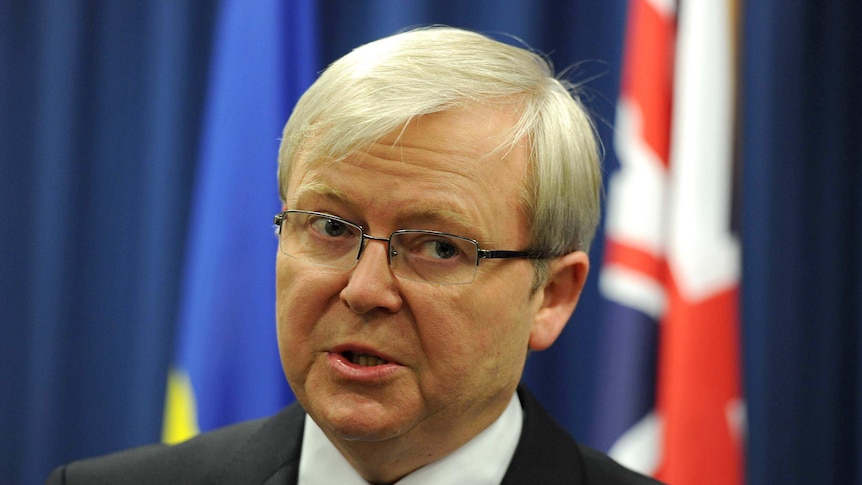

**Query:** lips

left=328, top=345, right=401, bottom=381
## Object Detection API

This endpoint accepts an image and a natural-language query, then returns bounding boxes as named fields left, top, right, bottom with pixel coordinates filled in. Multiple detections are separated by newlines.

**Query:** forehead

left=286, top=106, right=531, bottom=243
left=290, top=104, right=527, bottom=187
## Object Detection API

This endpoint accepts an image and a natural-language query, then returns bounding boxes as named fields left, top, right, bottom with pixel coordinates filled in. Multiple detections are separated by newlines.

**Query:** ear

left=528, top=250, right=590, bottom=351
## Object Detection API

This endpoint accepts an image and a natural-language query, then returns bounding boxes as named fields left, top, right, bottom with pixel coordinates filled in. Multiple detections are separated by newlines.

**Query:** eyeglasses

left=273, top=210, right=547, bottom=284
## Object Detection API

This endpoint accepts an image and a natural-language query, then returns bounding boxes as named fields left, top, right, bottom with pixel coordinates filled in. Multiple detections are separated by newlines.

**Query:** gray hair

left=277, top=26, right=601, bottom=285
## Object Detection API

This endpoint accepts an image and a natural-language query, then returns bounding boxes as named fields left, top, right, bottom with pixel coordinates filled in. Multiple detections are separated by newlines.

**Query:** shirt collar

left=298, top=392, right=523, bottom=484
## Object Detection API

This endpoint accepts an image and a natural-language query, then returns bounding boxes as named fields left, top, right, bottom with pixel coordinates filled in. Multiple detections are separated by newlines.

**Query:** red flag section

left=619, top=0, right=675, bottom=166
left=603, top=0, right=745, bottom=483
left=657, top=281, right=743, bottom=483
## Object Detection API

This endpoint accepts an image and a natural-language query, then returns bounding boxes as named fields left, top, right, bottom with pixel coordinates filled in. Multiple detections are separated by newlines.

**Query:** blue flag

left=163, top=0, right=318, bottom=442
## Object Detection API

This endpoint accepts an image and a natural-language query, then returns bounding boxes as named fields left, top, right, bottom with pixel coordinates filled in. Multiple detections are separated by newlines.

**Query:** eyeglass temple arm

left=478, top=249, right=548, bottom=260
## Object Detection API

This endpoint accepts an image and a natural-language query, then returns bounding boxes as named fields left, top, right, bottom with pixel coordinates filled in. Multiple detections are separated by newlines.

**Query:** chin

left=309, top=389, right=419, bottom=443
left=322, top=405, right=414, bottom=443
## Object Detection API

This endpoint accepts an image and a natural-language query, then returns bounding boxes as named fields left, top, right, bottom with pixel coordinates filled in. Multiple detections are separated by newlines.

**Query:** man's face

left=276, top=105, right=546, bottom=461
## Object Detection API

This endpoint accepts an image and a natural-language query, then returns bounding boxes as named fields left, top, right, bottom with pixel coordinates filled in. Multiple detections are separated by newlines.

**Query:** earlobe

left=528, top=251, right=590, bottom=351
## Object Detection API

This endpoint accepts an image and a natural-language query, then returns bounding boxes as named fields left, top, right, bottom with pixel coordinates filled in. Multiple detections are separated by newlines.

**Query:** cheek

left=470, top=282, right=537, bottom=365
left=274, top=260, right=343, bottom=370
left=417, top=284, right=534, bottom=381
left=274, top=268, right=307, bottom=378
left=463, top=279, right=535, bottom=339
left=275, top=256, right=344, bottom=320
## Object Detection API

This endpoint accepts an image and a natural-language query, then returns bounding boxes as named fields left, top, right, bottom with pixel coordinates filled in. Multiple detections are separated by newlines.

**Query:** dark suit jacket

left=47, top=386, right=662, bottom=484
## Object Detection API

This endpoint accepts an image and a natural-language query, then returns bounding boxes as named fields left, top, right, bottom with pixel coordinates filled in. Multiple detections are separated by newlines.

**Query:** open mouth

left=343, top=351, right=388, bottom=367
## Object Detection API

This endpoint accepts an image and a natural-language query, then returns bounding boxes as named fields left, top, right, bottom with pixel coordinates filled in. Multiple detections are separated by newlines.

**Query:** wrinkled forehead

left=282, top=103, right=530, bottom=196
left=284, top=112, right=533, bottom=249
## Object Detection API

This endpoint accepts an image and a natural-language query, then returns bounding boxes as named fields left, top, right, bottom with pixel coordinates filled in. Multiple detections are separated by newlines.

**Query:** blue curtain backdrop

left=1, top=2, right=217, bottom=484
left=741, top=1, right=862, bottom=483
left=1, top=1, right=859, bottom=484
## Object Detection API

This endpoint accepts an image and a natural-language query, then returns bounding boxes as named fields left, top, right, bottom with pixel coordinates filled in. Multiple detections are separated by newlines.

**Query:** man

left=48, top=27, right=661, bottom=484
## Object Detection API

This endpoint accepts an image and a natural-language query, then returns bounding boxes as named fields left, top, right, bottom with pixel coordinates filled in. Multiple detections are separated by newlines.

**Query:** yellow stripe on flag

left=161, top=367, right=200, bottom=444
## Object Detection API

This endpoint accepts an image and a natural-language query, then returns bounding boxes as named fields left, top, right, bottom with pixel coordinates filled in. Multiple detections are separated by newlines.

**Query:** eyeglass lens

left=278, top=211, right=479, bottom=284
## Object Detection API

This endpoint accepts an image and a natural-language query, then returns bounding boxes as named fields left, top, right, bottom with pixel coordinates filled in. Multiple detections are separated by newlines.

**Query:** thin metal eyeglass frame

left=273, top=210, right=549, bottom=281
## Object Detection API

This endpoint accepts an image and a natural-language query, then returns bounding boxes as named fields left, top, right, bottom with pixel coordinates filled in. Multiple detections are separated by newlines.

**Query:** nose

left=340, top=235, right=403, bottom=315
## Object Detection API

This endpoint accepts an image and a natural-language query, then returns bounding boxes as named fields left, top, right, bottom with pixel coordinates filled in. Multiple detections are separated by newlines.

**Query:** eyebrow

left=291, top=180, right=492, bottom=244
left=290, top=178, right=354, bottom=211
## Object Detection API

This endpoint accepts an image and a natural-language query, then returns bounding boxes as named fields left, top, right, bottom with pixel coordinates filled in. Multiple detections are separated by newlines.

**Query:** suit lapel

left=215, top=403, right=306, bottom=485
left=501, top=385, right=587, bottom=485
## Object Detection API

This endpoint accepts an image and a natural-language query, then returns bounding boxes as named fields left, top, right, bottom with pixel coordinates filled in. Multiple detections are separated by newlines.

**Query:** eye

left=394, top=232, right=475, bottom=263
left=424, top=239, right=459, bottom=259
left=309, top=216, right=352, bottom=238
